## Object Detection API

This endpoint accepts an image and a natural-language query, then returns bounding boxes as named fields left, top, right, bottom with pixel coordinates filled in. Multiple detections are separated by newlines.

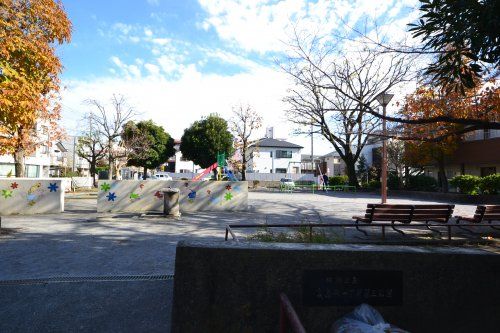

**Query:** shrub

left=388, top=173, right=400, bottom=190
left=328, top=175, right=348, bottom=186
left=367, top=179, right=381, bottom=189
left=407, top=175, right=438, bottom=192
left=449, top=175, right=481, bottom=195
left=479, top=174, right=500, bottom=194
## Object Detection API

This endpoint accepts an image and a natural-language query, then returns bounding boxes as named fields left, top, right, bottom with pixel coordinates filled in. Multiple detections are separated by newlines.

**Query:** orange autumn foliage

left=0, top=0, right=71, bottom=172
left=402, top=82, right=499, bottom=189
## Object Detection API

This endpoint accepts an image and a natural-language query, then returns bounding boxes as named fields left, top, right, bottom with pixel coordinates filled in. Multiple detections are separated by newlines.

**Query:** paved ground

left=0, top=191, right=491, bottom=332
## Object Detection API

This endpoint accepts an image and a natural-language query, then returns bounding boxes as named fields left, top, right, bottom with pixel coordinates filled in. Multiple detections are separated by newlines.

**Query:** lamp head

left=375, top=92, right=394, bottom=107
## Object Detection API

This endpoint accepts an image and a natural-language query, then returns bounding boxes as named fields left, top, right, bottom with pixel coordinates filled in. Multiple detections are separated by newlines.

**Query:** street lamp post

left=375, top=92, right=394, bottom=204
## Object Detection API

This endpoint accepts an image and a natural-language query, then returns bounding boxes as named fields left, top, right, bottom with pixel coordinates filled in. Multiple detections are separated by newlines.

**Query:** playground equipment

left=192, top=152, right=238, bottom=181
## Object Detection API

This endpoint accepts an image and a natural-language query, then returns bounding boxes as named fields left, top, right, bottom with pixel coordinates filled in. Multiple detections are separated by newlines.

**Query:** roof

left=321, top=151, right=340, bottom=158
left=250, top=138, right=303, bottom=149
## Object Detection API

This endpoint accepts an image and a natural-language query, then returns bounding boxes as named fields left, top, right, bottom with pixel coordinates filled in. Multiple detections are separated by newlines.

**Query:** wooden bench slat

left=412, top=209, right=451, bottom=214
left=413, top=204, right=455, bottom=209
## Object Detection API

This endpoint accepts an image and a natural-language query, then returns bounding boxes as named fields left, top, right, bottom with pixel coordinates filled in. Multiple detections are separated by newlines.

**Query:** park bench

left=455, top=205, right=500, bottom=232
left=352, top=204, right=454, bottom=236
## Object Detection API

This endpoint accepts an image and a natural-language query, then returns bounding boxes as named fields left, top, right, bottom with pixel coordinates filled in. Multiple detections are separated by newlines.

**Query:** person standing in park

left=322, top=174, right=329, bottom=192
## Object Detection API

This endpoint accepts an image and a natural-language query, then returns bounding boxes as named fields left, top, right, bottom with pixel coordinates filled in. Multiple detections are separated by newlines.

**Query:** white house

left=321, top=151, right=346, bottom=176
left=166, top=140, right=202, bottom=174
left=247, top=138, right=303, bottom=174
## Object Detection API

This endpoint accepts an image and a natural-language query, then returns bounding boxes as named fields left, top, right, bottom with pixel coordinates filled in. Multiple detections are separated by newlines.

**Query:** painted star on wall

left=224, top=192, right=233, bottom=201
left=100, top=183, right=111, bottom=191
left=106, top=192, right=117, bottom=201
left=130, top=192, right=140, bottom=200
left=154, top=191, right=163, bottom=199
left=139, top=183, right=145, bottom=189
left=225, top=185, right=232, bottom=191
left=10, top=182, right=19, bottom=189
left=48, top=183, right=59, bottom=192
left=2, top=189, right=13, bottom=198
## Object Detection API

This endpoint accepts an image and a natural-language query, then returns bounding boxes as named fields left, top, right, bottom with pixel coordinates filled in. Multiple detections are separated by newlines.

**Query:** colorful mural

left=97, top=180, right=248, bottom=213
left=0, top=179, right=64, bottom=215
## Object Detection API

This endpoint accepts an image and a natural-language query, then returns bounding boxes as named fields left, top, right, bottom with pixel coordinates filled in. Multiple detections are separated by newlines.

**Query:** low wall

left=97, top=180, right=247, bottom=213
left=172, top=241, right=500, bottom=333
left=0, top=178, right=64, bottom=215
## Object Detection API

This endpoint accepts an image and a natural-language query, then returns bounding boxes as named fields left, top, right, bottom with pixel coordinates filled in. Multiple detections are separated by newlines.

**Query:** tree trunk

left=344, top=155, right=359, bottom=187
left=241, top=155, right=247, bottom=181
left=108, top=140, right=113, bottom=180
left=437, top=159, right=448, bottom=193
left=143, top=166, right=147, bottom=180
left=14, top=148, right=25, bottom=177
left=404, top=165, right=410, bottom=189
left=90, top=160, right=97, bottom=187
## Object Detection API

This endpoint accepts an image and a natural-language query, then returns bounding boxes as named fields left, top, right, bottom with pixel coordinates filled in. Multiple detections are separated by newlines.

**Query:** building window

left=276, top=150, right=292, bottom=158
left=25, top=164, right=40, bottom=178
left=275, top=168, right=287, bottom=173
left=270, top=151, right=272, bottom=158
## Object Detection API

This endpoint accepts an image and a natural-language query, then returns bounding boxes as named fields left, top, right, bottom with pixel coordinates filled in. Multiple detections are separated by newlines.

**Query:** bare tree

left=77, top=113, right=105, bottom=187
left=387, top=139, right=405, bottom=189
left=282, top=31, right=414, bottom=186
left=87, top=94, right=135, bottom=180
left=229, top=105, right=262, bottom=181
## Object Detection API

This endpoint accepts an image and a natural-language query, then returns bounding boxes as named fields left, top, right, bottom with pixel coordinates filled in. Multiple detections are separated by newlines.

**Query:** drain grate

left=0, top=274, right=174, bottom=285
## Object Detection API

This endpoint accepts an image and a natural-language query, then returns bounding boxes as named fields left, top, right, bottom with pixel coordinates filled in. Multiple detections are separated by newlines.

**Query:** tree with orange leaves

left=0, top=0, right=71, bottom=176
left=402, top=82, right=499, bottom=191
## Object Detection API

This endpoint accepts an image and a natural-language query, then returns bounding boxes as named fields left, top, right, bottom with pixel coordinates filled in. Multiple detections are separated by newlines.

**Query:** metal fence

left=244, top=173, right=316, bottom=182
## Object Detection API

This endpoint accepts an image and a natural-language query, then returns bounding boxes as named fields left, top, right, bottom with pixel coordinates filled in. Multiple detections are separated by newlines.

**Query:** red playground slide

left=192, top=162, right=218, bottom=181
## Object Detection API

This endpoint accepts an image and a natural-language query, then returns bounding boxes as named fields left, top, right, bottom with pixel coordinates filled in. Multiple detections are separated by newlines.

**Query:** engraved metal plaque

left=303, top=270, right=403, bottom=306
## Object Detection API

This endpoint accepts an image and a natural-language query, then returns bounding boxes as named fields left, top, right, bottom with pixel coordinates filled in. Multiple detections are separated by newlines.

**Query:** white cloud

left=60, top=64, right=336, bottom=154
left=147, top=0, right=160, bottom=6
left=198, top=0, right=419, bottom=53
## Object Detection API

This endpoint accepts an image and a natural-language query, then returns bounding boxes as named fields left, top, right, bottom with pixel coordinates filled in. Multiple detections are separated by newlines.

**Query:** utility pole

left=72, top=135, right=77, bottom=172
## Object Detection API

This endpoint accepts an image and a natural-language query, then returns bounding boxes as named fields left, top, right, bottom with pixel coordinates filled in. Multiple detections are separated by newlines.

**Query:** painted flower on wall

left=106, top=192, right=117, bottom=201
left=2, top=189, right=13, bottom=199
left=48, top=183, right=59, bottom=192
left=100, top=183, right=111, bottom=191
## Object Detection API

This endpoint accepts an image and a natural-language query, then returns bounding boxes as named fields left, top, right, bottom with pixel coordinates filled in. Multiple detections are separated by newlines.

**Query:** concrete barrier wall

left=97, top=180, right=247, bottom=213
left=0, top=178, right=64, bottom=215
left=172, top=241, right=500, bottom=333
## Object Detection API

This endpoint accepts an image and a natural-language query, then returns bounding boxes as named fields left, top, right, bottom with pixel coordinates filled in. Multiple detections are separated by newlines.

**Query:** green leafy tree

left=409, top=0, right=499, bottom=92
left=180, top=114, right=234, bottom=168
left=122, top=120, right=175, bottom=180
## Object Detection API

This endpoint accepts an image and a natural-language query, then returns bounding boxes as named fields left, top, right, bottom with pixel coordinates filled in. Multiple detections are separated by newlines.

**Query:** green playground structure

left=192, top=152, right=238, bottom=181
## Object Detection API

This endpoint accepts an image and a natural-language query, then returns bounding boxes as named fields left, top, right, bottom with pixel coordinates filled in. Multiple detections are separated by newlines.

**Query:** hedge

left=449, top=175, right=481, bottom=195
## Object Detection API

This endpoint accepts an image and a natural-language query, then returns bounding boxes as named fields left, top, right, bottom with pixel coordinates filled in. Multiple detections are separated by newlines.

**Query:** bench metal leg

left=355, top=220, right=368, bottom=237
left=391, top=221, right=405, bottom=236
left=426, top=221, right=442, bottom=235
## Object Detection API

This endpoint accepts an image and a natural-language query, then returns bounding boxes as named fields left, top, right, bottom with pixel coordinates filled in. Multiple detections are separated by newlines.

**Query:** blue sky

left=58, top=0, right=420, bottom=154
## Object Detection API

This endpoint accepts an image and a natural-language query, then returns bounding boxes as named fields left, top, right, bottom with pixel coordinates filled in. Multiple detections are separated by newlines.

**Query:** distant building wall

left=247, top=147, right=302, bottom=173
left=0, top=179, right=64, bottom=215
left=97, top=180, right=247, bottom=213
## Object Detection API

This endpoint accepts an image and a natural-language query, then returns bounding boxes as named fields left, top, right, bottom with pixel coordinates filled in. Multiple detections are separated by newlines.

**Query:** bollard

left=161, top=188, right=181, bottom=217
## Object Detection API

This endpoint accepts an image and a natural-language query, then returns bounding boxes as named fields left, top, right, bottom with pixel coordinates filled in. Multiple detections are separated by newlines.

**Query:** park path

left=0, top=191, right=478, bottom=332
